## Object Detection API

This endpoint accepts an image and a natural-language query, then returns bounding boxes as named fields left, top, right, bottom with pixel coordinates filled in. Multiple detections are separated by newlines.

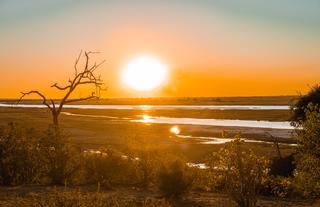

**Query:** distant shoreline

left=0, top=95, right=297, bottom=106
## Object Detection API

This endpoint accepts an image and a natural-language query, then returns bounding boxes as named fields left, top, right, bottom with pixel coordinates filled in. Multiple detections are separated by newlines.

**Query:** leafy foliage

left=269, top=154, right=296, bottom=177
left=0, top=123, right=42, bottom=185
left=294, top=104, right=320, bottom=197
left=38, top=127, right=82, bottom=185
left=83, top=148, right=131, bottom=187
left=207, top=137, right=269, bottom=207
left=123, top=137, right=162, bottom=188
left=260, top=176, right=296, bottom=199
left=0, top=123, right=82, bottom=185
left=157, top=160, right=193, bottom=198
left=291, top=85, right=320, bottom=126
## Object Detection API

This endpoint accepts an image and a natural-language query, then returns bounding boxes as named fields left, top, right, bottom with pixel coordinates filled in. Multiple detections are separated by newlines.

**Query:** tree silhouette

left=18, top=51, right=105, bottom=127
left=291, top=84, right=320, bottom=126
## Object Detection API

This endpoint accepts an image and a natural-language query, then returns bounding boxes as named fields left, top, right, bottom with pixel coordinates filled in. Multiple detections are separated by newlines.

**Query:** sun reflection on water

left=141, top=114, right=153, bottom=123
left=170, top=126, right=180, bottom=135
left=139, top=105, right=152, bottom=110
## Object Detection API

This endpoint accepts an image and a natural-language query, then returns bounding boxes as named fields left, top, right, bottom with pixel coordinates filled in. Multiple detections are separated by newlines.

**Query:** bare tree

left=18, top=51, right=105, bottom=127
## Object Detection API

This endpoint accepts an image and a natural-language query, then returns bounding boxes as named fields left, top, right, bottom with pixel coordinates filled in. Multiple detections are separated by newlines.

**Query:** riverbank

left=0, top=107, right=296, bottom=162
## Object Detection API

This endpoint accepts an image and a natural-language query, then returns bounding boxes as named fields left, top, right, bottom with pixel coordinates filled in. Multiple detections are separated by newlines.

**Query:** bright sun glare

left=170, top=126, right=180, bottom=135
left=121, top=56, right=168, bottom=91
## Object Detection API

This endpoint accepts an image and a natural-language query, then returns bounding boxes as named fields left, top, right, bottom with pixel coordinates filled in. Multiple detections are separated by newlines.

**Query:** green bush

left=0, top=123, right=43, bottom=185
left=260, top=176, right=297, bottom=199
left=83, top=148, right=131, bottom=187
left=157, top=160, right=193, bottom=198
left=269, top=154, right=296, bottom=177
left=123, top=137, right=162, bottom=188
left=0, top=123, right=83, bottom=186
left=38, top=126, right=82, bottom=185
left=291, top=85, right=320, bottom=126
left=138, top=150, right=158, bottom=188
left=207, top=137, right=269, bottom=207
left=294, top=104, right=320, bottom=197
left=190, top=168, right=211, bottom=192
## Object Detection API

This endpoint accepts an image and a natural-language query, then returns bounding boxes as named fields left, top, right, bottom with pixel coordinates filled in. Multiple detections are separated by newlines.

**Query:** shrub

left=260, top=176, right=296, bottom=199
left=191, top=168, right=212, bottom=192
left=0, top=123, right=43, bottom=185
left=83, top=148, right=128, bottom=187
left=38, top=126, right=82, bottom=185
left=123, top=137, right=162, bottom=188
left=291, top=84, right=320, bottom=126
left=135, top=149, right=160, bottom=188
left=294, top=104, right=320, bottom=197
left=157, top=160, right=193, bottom=198
left=269, top=154, right=296, bottom=177
left=207, top=137, right=269, bottom=207
left=0, top=123, right=82, bottom=186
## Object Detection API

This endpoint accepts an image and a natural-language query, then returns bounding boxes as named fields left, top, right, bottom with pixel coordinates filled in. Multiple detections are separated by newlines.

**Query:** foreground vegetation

left=1, top=190, right=171, bottom=207
left=2, top=186, right=319, bottom=207
left=0, top=108, right=318, bottom=206
left=1, top=89, right=320, bottom=206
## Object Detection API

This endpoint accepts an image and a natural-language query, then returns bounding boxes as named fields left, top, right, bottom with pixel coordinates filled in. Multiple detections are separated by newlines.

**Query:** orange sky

left=1, top=1, right=320, bottom=98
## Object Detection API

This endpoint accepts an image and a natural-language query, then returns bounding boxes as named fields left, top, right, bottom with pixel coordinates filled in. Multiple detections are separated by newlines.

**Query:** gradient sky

left=1, top=0, right=320, bottom=98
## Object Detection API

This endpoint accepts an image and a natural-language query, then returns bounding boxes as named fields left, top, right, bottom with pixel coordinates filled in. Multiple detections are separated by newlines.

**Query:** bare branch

left=74, top=50, right=83, bottom=76
left=18, top=90, right=52, bottom=110
left=89, top=60, right=106, bottom=72
left=86, top=51, right=100, bottom=56
left=64, top=94, right=99, bottom=104
left=84, top=51, right=89, bottom=71
left=78, top=81, right=103, bottom=86
left=51, top=83, right=71, bottom=90
left=18, top=50, right=106, bottom=127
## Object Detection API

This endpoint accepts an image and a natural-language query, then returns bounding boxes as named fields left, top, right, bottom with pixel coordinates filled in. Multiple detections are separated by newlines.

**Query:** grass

left=0, top=186, right=318, bottom=207
left=0, top=188, right=171, bottom=207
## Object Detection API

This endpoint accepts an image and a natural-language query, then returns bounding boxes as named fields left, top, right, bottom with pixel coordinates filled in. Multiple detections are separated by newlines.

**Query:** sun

left=121, top=56, right=168, bottom=91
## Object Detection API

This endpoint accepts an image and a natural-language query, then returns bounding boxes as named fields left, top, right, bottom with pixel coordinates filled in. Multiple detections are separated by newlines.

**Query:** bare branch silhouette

left=18, top=91, right=52, bottom=110
left=51, top=83, right=71, bottom=90
left=18, top=51, right=106, bottom=127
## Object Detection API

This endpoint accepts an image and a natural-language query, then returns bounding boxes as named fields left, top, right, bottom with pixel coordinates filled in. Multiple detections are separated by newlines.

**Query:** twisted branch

left=18, top=51, right=106, bottom=126
left=18, top=91, right=52, bottom=110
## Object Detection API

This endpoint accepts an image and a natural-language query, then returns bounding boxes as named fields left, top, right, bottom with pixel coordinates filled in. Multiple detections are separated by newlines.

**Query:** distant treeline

left=1, top=95, right=297, bottom=105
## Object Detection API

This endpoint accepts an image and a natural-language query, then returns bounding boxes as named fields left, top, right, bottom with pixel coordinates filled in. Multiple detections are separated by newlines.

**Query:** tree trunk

left=52, top=111, right=59, bottom=128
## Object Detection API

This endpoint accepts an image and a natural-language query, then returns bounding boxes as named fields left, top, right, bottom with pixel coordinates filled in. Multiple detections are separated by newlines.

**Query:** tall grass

left=12, top=191, right=171, bottom=207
